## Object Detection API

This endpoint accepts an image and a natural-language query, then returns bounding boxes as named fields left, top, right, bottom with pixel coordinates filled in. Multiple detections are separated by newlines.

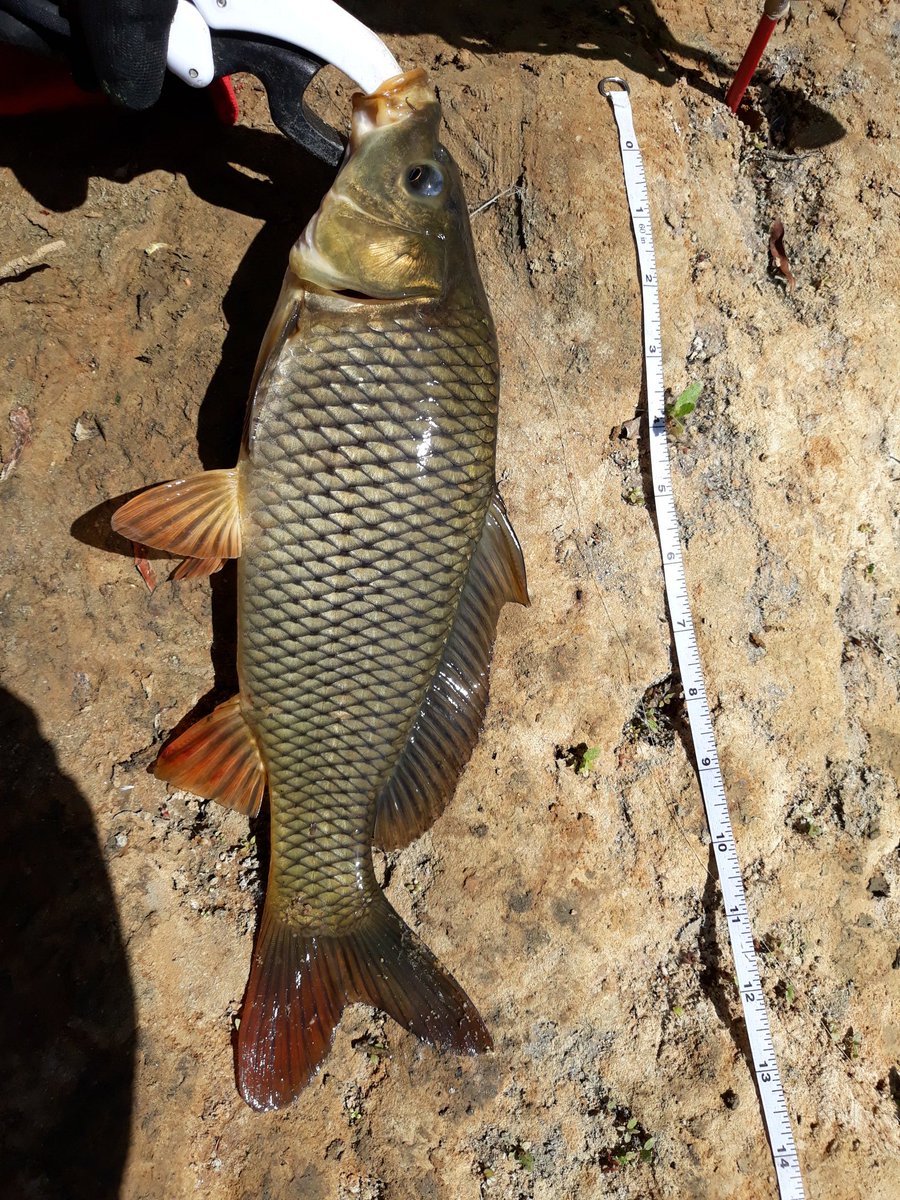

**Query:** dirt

left=1, top=3, right=897, bottom=1198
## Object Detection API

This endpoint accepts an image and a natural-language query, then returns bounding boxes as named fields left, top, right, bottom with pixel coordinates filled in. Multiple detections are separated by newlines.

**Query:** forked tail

left=237, top=895, right=491, bottom=1110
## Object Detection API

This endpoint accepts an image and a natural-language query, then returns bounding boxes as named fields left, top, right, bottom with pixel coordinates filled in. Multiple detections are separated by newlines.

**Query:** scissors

left=0, top=0, right=401, bottom=165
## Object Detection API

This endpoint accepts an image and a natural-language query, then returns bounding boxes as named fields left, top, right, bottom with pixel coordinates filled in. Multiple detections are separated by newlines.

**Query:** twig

left=0, top=238, right=66, bottom=282
left=469, top=184, right=521, bottom=217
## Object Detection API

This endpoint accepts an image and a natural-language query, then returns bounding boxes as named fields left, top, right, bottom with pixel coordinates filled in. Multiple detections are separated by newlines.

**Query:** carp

left=112, top=69, right=528, bottom=1110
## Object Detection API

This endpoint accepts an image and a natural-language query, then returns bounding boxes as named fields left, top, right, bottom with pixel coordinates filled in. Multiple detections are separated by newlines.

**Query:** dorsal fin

left=374, top=491, right=528, bottom=850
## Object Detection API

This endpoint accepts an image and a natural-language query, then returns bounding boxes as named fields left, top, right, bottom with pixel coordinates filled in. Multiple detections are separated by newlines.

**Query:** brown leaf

left=613, top=417, right=642, bottom=441
left=0, top=405, right=34, bottom=482
left=769, top=220, right=797, bottom=291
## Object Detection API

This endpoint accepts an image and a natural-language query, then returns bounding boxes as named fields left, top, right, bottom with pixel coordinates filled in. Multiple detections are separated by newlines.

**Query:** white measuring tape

left=599, top=77, right=805, bottom=1200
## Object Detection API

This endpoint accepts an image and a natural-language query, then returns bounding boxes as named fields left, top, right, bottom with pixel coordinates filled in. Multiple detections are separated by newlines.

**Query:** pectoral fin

left=170, top=556, right=226, bottom=582
left=111, top=468, right=241, bottom=560
left=153, top=695, right=266, bottom=818
left=375, top=491, right=529, bottom=850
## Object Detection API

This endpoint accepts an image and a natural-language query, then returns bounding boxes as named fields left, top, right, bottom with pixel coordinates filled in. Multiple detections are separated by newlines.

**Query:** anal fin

left=375, top=490, right=529, bottom=850
left=237, top=894, right=490, bottom=1111
left=112, top=468, right=241, bottom=561
left=153, top=695, right=265, bottom=817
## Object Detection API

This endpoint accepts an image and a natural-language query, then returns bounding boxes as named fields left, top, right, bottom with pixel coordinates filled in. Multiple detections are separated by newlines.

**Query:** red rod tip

left=725, top=14, right=778, bottom=114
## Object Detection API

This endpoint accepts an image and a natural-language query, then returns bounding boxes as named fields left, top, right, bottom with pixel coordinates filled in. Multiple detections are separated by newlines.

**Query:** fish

left=111, top=68, right=529, bottom=1111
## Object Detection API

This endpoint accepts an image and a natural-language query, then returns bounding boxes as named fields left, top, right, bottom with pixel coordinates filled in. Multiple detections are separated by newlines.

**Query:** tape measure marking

left=599, top=76, right=806, bottom=1200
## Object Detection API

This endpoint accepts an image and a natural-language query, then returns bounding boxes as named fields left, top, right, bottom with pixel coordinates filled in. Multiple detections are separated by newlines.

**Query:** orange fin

left=111, top=468, right=241, bottom=560
left=237, top=905, right=344, bottom=1112
left=153, top=695, right=265, bottom=817
left=237, top=894, right=491, bottom=1111
left=170, top=556, right=226, bottom=582
left=375, top=490, right=529, bottom=850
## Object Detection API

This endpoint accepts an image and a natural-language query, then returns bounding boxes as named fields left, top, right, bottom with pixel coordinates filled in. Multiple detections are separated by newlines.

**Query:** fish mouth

left=349, top=68, right=435, bottom=149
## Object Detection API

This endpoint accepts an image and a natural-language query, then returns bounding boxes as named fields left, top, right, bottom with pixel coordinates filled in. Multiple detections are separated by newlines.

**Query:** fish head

left=291, top=70, right=470, bottom=301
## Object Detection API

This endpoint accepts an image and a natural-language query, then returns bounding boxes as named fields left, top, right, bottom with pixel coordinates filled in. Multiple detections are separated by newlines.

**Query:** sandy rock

left=1, top=4, right=897, bottom=1198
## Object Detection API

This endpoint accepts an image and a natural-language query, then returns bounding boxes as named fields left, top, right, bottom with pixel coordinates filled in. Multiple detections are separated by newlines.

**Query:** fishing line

left=599, top=74, right=805, bottom=1199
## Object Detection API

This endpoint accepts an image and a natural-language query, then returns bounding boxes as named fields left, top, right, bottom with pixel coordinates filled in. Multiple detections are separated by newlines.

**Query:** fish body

left=112, top=70, right=527, bottom=1110
left=240, top=295, right=496, bottom=933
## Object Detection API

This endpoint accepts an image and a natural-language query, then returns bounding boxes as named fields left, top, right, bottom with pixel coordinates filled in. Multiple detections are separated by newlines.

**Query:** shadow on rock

left=0, top=687, right=136, bottom=1200
left=344, top=0, right=844, bottom=146
left=8, top=87, right=333, bottom=700
left=699, top=843, right=753, bottom=1073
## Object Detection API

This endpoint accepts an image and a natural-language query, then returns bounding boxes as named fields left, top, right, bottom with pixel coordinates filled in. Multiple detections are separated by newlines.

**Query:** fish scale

left=238, top=297, right=498, bottom=933
left=110, top=70, right=518, bottom=1105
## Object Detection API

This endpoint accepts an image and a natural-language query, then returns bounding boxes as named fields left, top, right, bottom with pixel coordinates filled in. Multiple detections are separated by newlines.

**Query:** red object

left=132, top=543, right=158, bottom=594
left=210, top=75, right=239, bottom=126
left=0, top=45, right=107, bottom=115
left=0, top=44, right=239, bottom=127
left=725, top=0, right=791, bottom=113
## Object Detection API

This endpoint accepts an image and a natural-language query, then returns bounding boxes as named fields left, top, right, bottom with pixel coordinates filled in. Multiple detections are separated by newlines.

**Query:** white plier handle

left=166, top=0, right=400, bottom=95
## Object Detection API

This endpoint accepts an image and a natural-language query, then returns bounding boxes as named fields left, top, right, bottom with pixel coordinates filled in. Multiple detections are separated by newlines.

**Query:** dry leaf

left=0, top=405, right=33, bottom=481
left=769, top=220, right=797, bottom=291
left=614, top=417, right=642, bottom=441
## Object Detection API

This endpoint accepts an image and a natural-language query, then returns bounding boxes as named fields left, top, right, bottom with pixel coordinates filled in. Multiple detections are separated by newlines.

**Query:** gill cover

left=291, top=70, right=463, bottom=300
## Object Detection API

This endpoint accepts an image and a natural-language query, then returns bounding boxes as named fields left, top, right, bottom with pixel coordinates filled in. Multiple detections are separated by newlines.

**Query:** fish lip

left=350, top=68, right=434, bottom=146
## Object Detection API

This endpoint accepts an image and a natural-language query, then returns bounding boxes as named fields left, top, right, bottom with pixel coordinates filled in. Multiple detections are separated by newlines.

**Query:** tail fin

left=237, top=896, right=491, bottom=1111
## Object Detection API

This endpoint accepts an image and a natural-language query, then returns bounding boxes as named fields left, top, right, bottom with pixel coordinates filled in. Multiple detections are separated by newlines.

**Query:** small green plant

left=623, top=486, right=645, bottom=506
left=793, top=813, right=823, bottom=838
left=514, top=1146, right=534, bottom=1172
left=598, top=1101, right=656, bottom=1172
left=842, top=1027, right=861, bottom=1060
left=666, top=381, right=701, bottom=436
left=559, top=742, right=601, bottom=776
left=351, top=1035, right=389, bottom=1065
left=626, top=675, right=682, bottom=747
left=775, top=979, right=797, bottom=1007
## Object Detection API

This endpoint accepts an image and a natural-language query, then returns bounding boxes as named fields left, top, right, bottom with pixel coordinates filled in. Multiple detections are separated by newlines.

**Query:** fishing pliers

left=0, top=0, right=400, bottom=165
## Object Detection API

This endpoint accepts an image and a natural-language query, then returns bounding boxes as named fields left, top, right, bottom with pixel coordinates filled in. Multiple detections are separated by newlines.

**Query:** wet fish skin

left=111, top=69, right=528, bottom=1110
left=240, top=297, right=499, bottom=936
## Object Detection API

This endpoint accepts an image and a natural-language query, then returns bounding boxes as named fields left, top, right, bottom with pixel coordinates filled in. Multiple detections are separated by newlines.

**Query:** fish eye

left=404, top=163, right=444, bottom=197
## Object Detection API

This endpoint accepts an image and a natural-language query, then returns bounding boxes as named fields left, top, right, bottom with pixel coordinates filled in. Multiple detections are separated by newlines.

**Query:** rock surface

left=1, top=3, right=897, bottom=1198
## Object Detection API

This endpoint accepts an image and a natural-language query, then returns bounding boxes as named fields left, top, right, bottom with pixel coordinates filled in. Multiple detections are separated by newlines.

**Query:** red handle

left=725, top=1, right=790, bottom=114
